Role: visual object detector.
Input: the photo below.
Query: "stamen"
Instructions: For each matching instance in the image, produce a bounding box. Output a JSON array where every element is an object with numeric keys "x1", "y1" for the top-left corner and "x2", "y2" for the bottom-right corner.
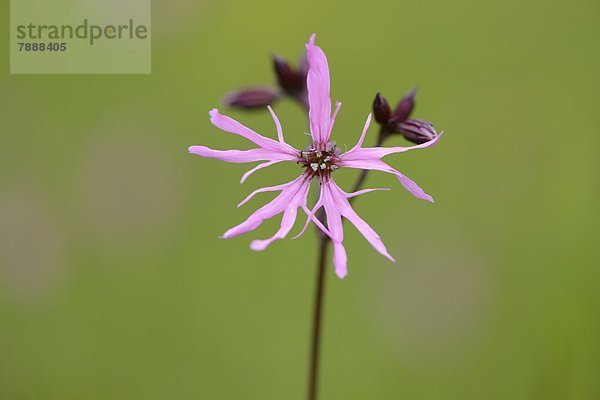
[{"x1": 298, "y1": 142, "x2": 342, "y2": 178}]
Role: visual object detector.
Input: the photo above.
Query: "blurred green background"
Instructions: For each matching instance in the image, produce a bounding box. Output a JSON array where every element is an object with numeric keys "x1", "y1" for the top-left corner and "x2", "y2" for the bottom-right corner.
[{"x1": 1, "y1": 0, "x2": 599, "y2": 399}]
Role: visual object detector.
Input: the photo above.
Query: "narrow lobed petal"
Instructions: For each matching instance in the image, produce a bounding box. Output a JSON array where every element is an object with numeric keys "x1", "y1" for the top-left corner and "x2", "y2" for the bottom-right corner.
[
  {"x1": 333, "y1": 242, "x2": 348, "y2": 279},
  {"x1": 188, "y1": 146, "x2": 293, "y2": 164},
  {"x1": 342, "y1": 131, "x2": 443, "y2": 162},
  {"x1": 294, "y1": 201, "x2": 330, "y2": 240},
  {"x1": 327, "y1": 101, "x2": 342, "y2": 137},
  {"x1": 249, "y1": 177, "x2": 311, "y2": 250},
  {"x1": 320, "y1": 181, "x2": 348, "y2": 278},
  {"x1": 222, "y1": 174, "x2": 310, "y2": 241},
  {"x1": 209, "y1": 109, "x2": 297, "y2": 155},
  {"x1": 250, "y1": 206, "x2": 299, "y2": 251},
  {"x1": 237, "y1": 183, "x2": 290, "y2": 208},
  {"x1": 351, "y1": 113, "x2": 373, "y2": 151},
  {"x1": 327, "y1": 180, "x2": 395, "y2": 262},
  {"x1": 267, "y1": 105, "x2": 285, "y2": 144},
  {"x1": 345, "y1": 187, "x2": 390, "y2": 199},
  {"x1": 339, "y1": 158, "x2": 434, "y2": 202},
  {"x1": 305, "y1": 34, "x2": 332, "y2": 148},
  {"x1": 395, "y1": 170, "x2": 434, "y2": 203},
  {"x1": 240, "y1": 160, "x2": 286, "y2": 183}
]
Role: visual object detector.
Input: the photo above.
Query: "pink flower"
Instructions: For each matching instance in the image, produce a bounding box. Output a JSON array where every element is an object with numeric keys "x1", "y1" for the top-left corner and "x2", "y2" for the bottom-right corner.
[{"x1": 189, "y1": 34, "x2": 442, "y2": 278}]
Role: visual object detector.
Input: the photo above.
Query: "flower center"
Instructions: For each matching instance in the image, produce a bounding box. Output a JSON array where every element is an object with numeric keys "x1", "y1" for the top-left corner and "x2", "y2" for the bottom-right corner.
[{"x1": 298, "y1": 141, "x2": 340, "y2": 180}]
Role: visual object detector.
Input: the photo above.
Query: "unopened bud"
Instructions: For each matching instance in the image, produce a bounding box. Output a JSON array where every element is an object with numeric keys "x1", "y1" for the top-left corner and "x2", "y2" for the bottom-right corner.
[
  {"x1": 224, "y1": 86, "x2": 280, "y2": 109},
  {"x1": 373, "y1": 93, "x2": 392, "y2": 124},
  {"x1": 399, "y1": 118, "x2": 437, "y2": 144},
  {"x1": 394, "y1": 88, "x2": 417, "y2": 122},
  {"x1": 273, "y1": 55, "x2": 303, "y2": 94},
  {"x1": 297, "y1": 53, "x2": 309, "y2": 79}
]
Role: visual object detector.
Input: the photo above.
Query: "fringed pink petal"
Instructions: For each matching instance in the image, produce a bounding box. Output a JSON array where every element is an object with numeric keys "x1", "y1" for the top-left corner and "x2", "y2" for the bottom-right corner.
[
  {"x1": 305, "y1": 34, "x2": 332, "y2": 148},
  {"x1": 320, "y1": 181, "x2": 347, "y2": 278},
  {"x1": 250, "y1": 207, "x2": 299, "y2": 251},
  {"x1": 345, "y1": 187, "x2": 390, "y2": 199},
  {"x1": 395, "y1": 170, "x2": 434, "y2": 203},
  {"x1": 327, "y1": 101, "x2": 342, "y2": 138},
  {"x1": 339, "y1": 158, "x2": 434, "y2": 202},
  {"x1": 209, "y1": 108, "x2": 297, "y2": 155},
  {"x1": 343, "y1": 131, "x2": 443, "y2": 162},
  {"x1": 351, "y1": 113, "x2": 372, "y2": 150},
  {"x1": 237, "y1": 183, "x2": 290, "y2": 208},
  {"x1": 249, "y1": 176, "x2": 311, "y2": 250},
  {"x1": 293, "y1": 201, "x2": 330, "y2": 240},
  {"x1": 328, "y1": 181, "x2": 395, "y2": 262},
  {"x1": 240, "y1": 160, "x2": 285, "y2": 183},
  {"x1": 188, "y1": 146, "x2": 294, "y2": 163},
  {"x1": 267, "y1": 106, "x2": 285, "y2": 144},
  {"x1": 222, "y1": 174, "x2": 310, "y2": 240},
  {"x1": 332, "y1": 242, "x2": 348, "y2": 279}
]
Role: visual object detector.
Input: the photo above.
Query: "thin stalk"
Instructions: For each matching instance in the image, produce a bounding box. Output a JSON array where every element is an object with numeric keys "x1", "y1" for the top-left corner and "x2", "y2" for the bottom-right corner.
[{"x1": 307, "y1": 235, "x2": 329, "y2": 400}]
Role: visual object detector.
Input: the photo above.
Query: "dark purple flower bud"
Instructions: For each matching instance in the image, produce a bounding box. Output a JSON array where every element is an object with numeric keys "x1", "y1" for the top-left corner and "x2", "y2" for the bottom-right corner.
[
  {"x1": 273, "y1": 55, "x2": 303, "y2": 94},
  {"x1": 373, "y1": 93, "x2": 392, "y2": 124},
  {"x1": 297, "y1": 53, "x2": 309, "y2": 79},
  {"x1": 394, "y1": 87, "x2": 417, "y2": 122},
  {"x1": 399, "y1": 118, "x2": 438, "y2": 144},
  {"x1": 224, "y1": 86, "x2": 280, "y2": 109}
]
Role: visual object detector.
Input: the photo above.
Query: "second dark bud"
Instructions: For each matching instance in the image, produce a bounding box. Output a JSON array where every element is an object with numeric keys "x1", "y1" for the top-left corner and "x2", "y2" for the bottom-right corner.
[
  {"x1": 273, "y1": 55, "x2": 306, "y2": 95},
  {"x1": 372, "y1": 88, "x2": 438, "y2": 144}
]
